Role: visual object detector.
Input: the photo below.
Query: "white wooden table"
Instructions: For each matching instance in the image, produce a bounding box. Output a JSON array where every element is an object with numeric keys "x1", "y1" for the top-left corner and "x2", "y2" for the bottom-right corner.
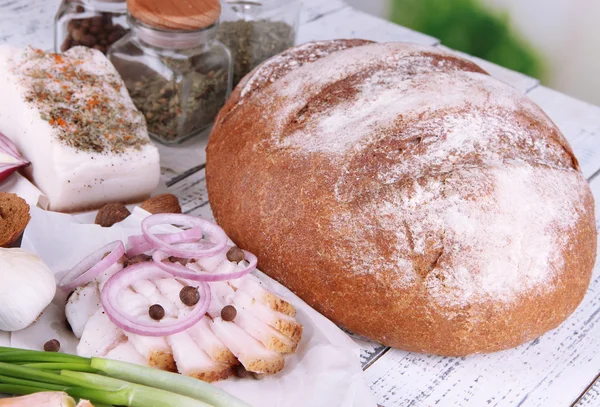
[{"x1": 2, "y1": 1, "x2": 600, "y2": 406}]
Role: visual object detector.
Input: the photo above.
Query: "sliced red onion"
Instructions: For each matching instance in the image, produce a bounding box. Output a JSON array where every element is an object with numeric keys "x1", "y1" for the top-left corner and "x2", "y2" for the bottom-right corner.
[
  {"x1": 152, "y1": 247, "x2": 257, "y2": 282},
  {"x1": 141, "y1": 214, "x2": 228, "y2": 258},
  {"x1": 126, "y1": 228, "x2": 204, "y2": 257},
  {"x1": 0, "y1": 132, "x2": 29, "y2": 183},
  {"x1": 59, "y1": 241, "x2": 125, "y2": 291},
  {"x1": 101, "y1": 262, "x2": 210, "y2": 336}
]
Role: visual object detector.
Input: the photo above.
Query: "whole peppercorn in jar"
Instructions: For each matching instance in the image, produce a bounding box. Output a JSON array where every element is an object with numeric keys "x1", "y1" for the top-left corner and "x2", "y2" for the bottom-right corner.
[
  {"x1": 108, "y1": 0, "x2": 232, "y2": 144},
  {"x1": 55, "y1": 0, "x2": 130, "y2": 54}
]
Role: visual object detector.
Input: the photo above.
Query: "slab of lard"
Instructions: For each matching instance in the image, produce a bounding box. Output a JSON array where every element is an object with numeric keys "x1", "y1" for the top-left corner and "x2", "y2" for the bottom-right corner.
[{"x1": 0, "y1": 45, "x2": 160, "y2": 212}]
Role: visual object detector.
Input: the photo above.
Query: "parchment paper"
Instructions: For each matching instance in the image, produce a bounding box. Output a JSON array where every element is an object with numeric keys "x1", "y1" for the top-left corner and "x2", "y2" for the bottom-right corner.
[{"x1": 7, "y1": 205, "x2": 376, "y2": 407}]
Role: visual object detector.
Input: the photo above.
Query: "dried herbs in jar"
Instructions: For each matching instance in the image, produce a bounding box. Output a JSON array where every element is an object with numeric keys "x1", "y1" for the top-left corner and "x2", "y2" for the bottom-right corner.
[
  {"x1": 127, "y1": 67, "x2": 229, "y2": 143},
  {"x1": 108, "y1": 0, "x2": 232, "y2": 144},
  {"x1": 216, "y1": 19, "x2": 295, "y2": 86},
  {"x1": 218, "y1": 0, "x2": 301, "y2": 86}
]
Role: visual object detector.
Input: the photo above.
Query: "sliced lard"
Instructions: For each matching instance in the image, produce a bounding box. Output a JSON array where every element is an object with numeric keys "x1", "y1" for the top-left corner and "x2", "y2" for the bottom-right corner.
[{"x1": 0, "y1": 45, "x2": 159, "y2": 212}]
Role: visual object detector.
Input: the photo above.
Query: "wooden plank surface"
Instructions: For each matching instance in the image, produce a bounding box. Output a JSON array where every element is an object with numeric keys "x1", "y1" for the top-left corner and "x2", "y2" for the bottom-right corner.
[
  {"x1": 299, "y1": 0, "x2": 347, "y2": 24},
  {"x1": 0, "y1": 0, "x2": 61, "y2": 50},
  {"x1": 3, "y1": 0, "x2": 600, "y2": 405},
  {"x1": 576, "y1": 376, "x2": 600, "y2": 406},
  {"x1": 436, "y1": 45, "x2": 539, "y2": 94},
  {"x1": 297, "y1": 6, "x2": 439, "y2": 46},
  {"x1": 528, "y1": 86, "x2": 600, "y2": 180}
]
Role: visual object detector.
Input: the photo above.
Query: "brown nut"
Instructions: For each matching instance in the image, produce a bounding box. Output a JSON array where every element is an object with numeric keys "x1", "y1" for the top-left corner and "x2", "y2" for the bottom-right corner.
[
  {"x1": 95, "y1": 203, "x2": 131, "y2": 227},
  {"x1": 140, "y1": 194, "x2": 182, "y2": 214}
]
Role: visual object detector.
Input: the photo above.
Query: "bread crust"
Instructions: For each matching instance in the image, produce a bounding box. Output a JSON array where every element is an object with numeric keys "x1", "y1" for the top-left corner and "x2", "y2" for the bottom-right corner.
[
  {"x1": 206, "y1": 40, "x2": 597, "y2": 355},
  {"x1": 0, "y1": 192, "x2": 31, "y2": 248}
]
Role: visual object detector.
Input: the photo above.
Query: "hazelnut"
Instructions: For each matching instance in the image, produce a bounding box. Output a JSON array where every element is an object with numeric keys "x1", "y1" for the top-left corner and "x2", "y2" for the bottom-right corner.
[
  {"x1": 93, "y1": 44, "x2": 106, "y2": 53},
  {"x1": 140, "y1": 194, "x2": 182, "y2": 214},
  {"x1": 108, "y1": 30, "x2": 125, "y2": 44},
  {"x1": 95, "y1": 203, "x2": 131, "y2": 227},
  {"x1": 80, "y1": 34, "x2": 97, "y2": 47},
  {"x1": 71, "y1": 28, "x2": 84, "y2": 42}
]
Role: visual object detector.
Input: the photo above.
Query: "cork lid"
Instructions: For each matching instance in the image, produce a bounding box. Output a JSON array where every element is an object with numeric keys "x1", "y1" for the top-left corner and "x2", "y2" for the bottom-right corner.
[{"x1": 127, "y1": 0, "x2": 221, "y2": 31}]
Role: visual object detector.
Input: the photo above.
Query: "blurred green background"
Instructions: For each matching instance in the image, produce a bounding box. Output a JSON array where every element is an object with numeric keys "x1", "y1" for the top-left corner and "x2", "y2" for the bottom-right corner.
[{"x1": 389, "y1": 0, "x2": 545, "y2": 80}]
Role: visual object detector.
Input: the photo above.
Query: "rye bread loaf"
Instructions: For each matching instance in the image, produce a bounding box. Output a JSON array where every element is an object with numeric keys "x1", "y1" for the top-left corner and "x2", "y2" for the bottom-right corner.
[
  {"x1": 0, "y1": 192, "x2": 31, "y2": 248},
  {"x1": 206, "y1": 40, "x2": 597, "y2": 356}
]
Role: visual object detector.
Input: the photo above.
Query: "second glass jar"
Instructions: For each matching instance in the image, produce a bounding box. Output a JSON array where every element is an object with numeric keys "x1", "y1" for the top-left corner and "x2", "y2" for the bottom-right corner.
[
  {"x1": 218, "y1": 0, "x2": 302, "y2": 87},
  {"x1": 108, "y1": 17, "x2": 232, "y2": 144}
]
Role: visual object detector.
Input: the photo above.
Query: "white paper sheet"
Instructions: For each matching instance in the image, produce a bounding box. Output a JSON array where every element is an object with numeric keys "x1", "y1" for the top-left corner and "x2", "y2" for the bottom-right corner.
[
  {"x1": 0, "y1": 172, "x2": 48, "y2": 209},
  {"x1": 11, "y1": 206, "x2": 376, "y2": 407}
]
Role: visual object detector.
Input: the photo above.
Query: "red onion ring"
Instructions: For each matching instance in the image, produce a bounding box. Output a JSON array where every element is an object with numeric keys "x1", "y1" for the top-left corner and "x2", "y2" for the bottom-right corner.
[
  {"x1": 125, "y1": 228, "x2": 205, "y2": 257},
  {"x1": 152, "y1": 248, "x2": 258, "y2": 282},
  {"x1": 0, "y1": 132, "x2": 30, "y2": 183},
  {"x1": 101, "y1": 262, "x2": 210, "y2": 337},
  {"x1": 59, "y1": 241, "x2": 125, "y2": 291},
  {"x1": 141, "y1": 214, "x2": 228, "y2": 258}
]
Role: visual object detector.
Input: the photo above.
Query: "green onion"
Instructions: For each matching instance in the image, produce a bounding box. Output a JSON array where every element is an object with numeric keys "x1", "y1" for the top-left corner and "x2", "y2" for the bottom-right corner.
[
  {"x1": 91, "y1": 358, "x2": 251, "y2": 407},
  {"x1": 0, "y1": 347, "x2": 252, "y2": 407},
  {"x1": 0, "y1": 351, "x2": 88, "y2": 364},
  {"x1": 21, "y1": 363, "x2": 98, "y2": 373},
  {"x1": 0, "y1": 374, "x2": 66, "y2": 392}
]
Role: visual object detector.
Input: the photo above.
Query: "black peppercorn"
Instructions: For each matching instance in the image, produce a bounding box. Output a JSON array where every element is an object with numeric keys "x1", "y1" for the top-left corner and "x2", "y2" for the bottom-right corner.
[
  {"x1": 226, "y1": 247, "x2": 245, "y2": 263},
  {"x1": 44, "y1": 339, "x2": 61, "y2": 352},
  {"x1": 235, "y1": 364, "x2": 249, "y2": 378},
  {"x1": 221, "y1": 305, "x2": 237, "y2": 322},
  {"x1": 149, "y1": 304, "x2": 165, "y2": 321},
  {"x1": 180, "y1": 286, "x2": 200, "y2": 306}
]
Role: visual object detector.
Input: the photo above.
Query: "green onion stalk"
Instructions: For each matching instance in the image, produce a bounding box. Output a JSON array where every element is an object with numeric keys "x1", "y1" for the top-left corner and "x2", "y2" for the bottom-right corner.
[{"x1": 0, "y1": 347, "x2": 252, "y2": 407}]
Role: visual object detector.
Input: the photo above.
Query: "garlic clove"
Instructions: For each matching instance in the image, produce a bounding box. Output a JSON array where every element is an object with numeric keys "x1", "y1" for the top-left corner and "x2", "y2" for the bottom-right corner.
[
  {"x1": 0, "y1": 392, "x2": 77, "y2": 406},
  {"x1": 0, "y1": 248, "x2": 56, "y2": 331}
]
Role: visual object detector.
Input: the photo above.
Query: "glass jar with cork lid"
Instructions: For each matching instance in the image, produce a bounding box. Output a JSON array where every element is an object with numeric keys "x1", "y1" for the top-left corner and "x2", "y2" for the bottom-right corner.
[
  {"x1": 108, "y1": 0, "x2": 232, "y2": 144},
  {"x1": 217, "y1": 0, "x2": 302, "y2": 87},
  {"x1": 55, "y1": 0, "x2": 130, "y2": 54}
]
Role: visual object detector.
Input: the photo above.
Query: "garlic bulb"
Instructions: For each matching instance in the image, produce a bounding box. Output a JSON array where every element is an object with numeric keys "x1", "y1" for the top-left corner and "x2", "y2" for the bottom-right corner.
[{"x1": 0, "y1": 248, "x2": 56, "y2": 331}]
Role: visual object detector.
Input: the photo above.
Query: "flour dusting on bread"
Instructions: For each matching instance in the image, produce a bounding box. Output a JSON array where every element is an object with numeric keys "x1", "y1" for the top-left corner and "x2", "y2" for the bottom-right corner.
[{"x1": 207, "y1": 40, "x2": 596, "y2": 355}]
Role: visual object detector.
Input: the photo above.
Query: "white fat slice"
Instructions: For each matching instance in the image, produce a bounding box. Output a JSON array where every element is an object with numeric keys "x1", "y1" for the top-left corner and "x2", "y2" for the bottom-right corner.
[
  {"x1": 154, "y1": 278, "x2": 186, "y2": 308},
  {"x1": 211, "y1": 317, "x2": 284, "y2": 375},
  {"x1": 117, "y1": 287, "x2": 154, "y2": 319},
  {"x1": 207, "y1": 281, "x2": 236, "y2": 318},
  {"x1": 187, "y1": 317, "x2": 236, "y2": 365},
  {"x1": 66, "y1": 281, "x2": 101, "y2": 339},
  {"x1": 104, "y1": 340, "x2": 146, "y2": 365},
  {"x1": 233, "y1": 306, "x2": 296, "y2": 353},
  {"x1": 233, "y1": 290, "x2": 302, "y2": 343},
  {"x1": 124, "y1": 331, "x2": 176, "y2": 371},
  {"x1": 0, "y1": 45, "x2": 160, "y2": 212},
  {"x1": 77, "y1": 309, "x2": 125, "y2": 357},
  {"x1": 193, "y1": 250, "x2": 227, "y2": 272},
  {"x1": 167, "y1": 331, "x2": 233, "y2": 382},
  {"x1": 97, "y1": 261, "x2": 124, "y2": 291},
  {"x1": 228, "y1": 274, "x2": 296, "y2": 316},
  {"x1": 130, "y1": 280, "x2": 179, "y2": 316}
]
